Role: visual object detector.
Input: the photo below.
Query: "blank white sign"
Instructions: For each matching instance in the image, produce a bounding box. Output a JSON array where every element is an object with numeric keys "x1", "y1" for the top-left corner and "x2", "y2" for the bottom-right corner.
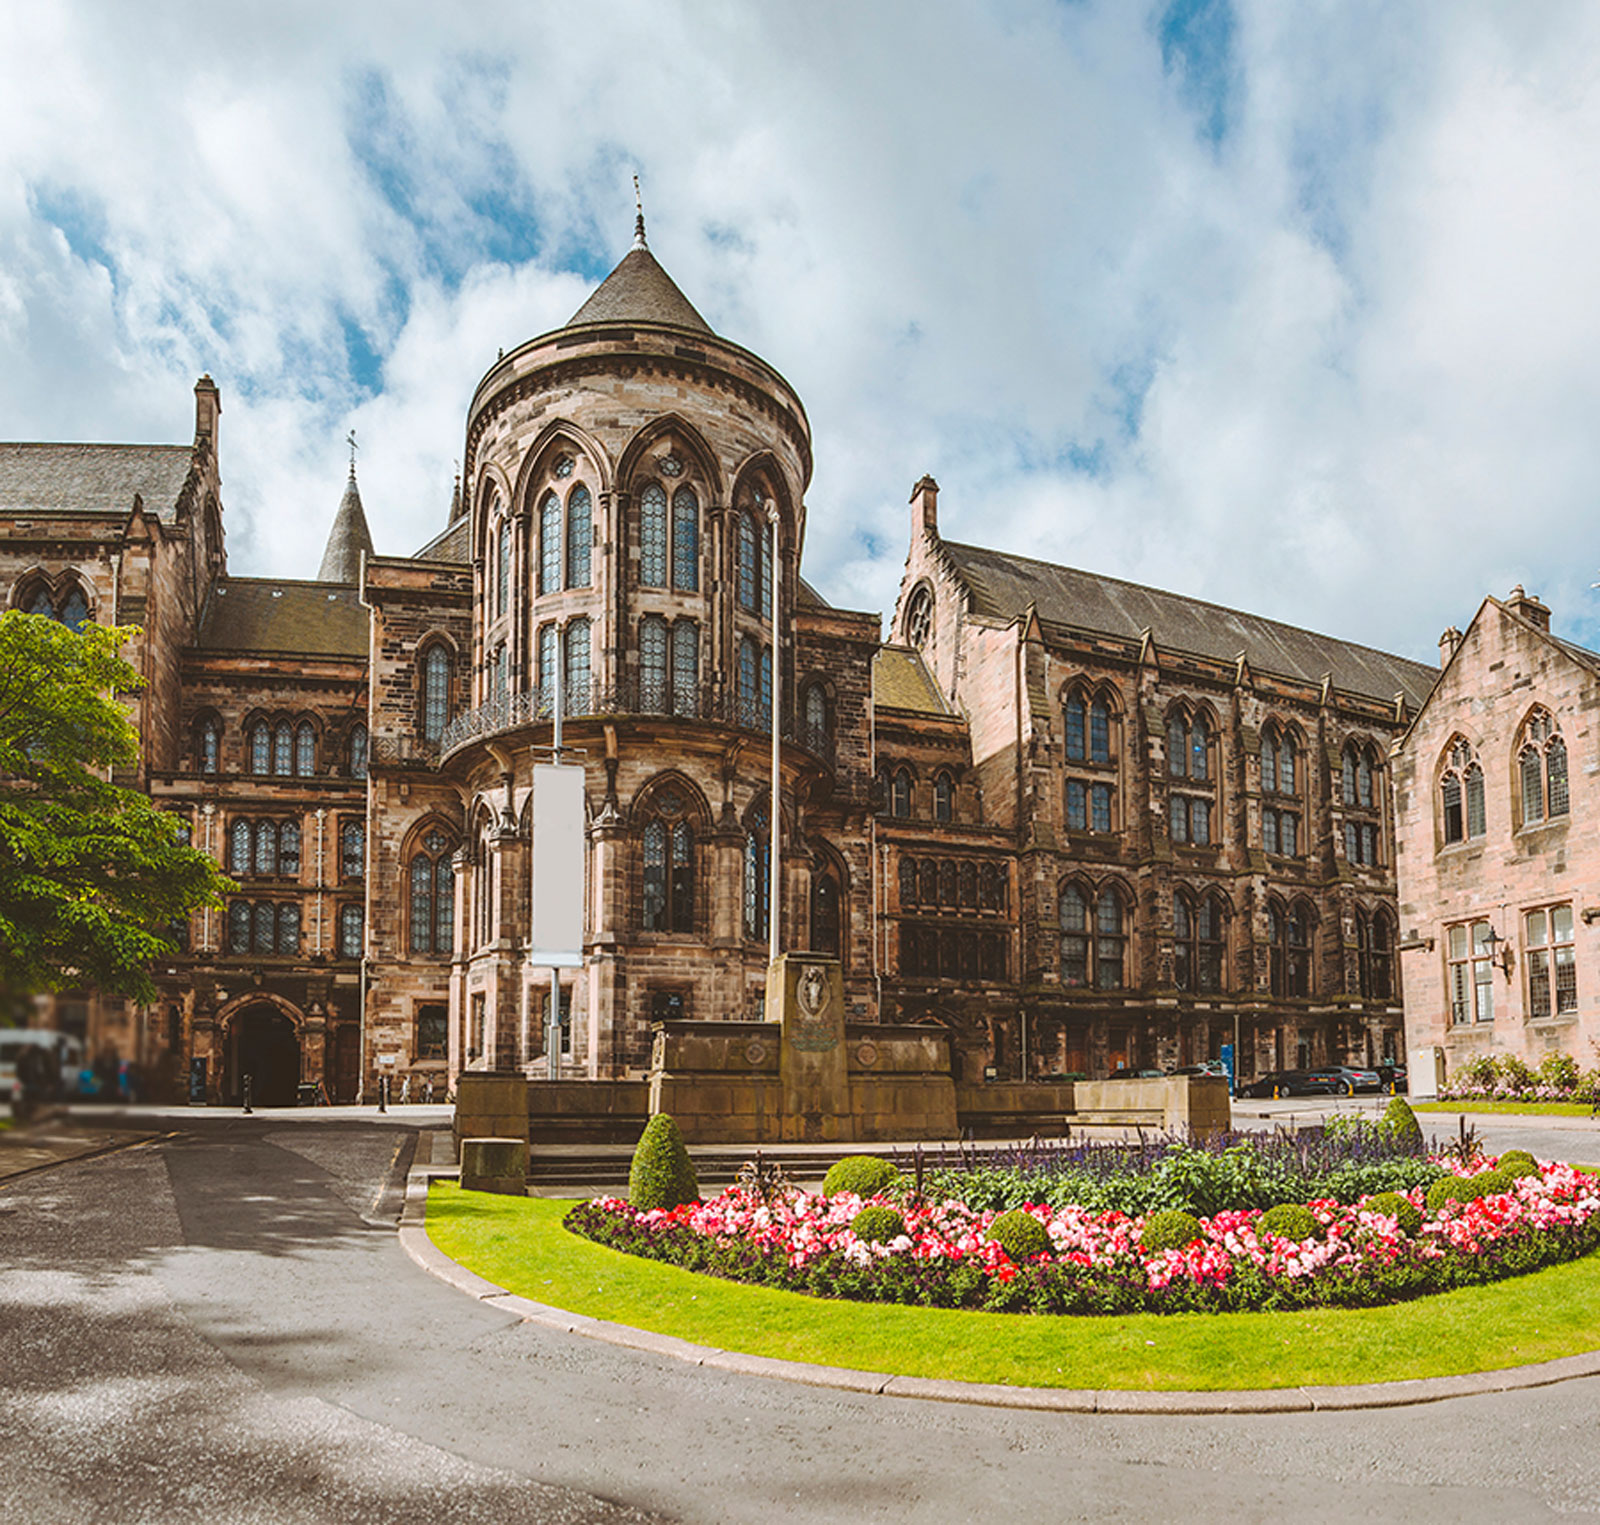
[{"x1": 530, "y1": 762, "x2": 586, "y2": 966}]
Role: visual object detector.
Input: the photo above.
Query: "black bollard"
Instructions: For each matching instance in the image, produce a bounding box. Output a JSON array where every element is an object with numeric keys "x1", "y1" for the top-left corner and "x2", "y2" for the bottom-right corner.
[
  {"x1": 242, "y1": 1073, "x2": 253, "y2": 1115},
  {"x1": 377, "y1": 1074, "x2": 387, "y2": 1114}
]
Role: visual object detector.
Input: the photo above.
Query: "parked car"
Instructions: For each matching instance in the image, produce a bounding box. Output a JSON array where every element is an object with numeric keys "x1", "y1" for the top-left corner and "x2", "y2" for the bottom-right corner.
[
  {"x1": 1308, "y1": 1065, "x2": 1383, "y2": 1095},
  {"x1": 1170, "y1": 1060, "x2": 1229, "y2": 1079},
  {"x1": 1376, "y1": 1064, "x2": 1408, "y2": 1093},
  {"x1": 1239, "y1": 1069, "x2": 1341, "y2": 1099}
]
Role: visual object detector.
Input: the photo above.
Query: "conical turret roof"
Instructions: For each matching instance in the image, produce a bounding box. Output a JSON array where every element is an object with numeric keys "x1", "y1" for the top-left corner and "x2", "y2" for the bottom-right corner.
[
  {"x1": 566, "y1": 209, "x2": 713, "y2": 334},
  {"x1": 317, "y1": 466, "x2": 375, "y2": 583}
]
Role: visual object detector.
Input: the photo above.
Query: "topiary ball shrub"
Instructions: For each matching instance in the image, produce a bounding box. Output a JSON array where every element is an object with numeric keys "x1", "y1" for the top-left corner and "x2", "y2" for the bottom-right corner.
[
  {"x1": 850, "y1": 1205, "x2": 907, "y2": 1244},
  {"x1": 822, "y1": 1154, "x2": 898, "y2": 1200},
  {"x1": 1381, "y1": 1095, "x2": 1424, "y2": 1148},
  {"x1": 1364, "y1": 1191, "x2": 1423, "y2": 1236},
  {"x1": 986, "y1": 1209, "x2": 1052, "y2": 1263},
  {"x1": 1499, "y1": 1154, "x2": 1539, "y2": 1181},
  {"x1": 1256, "y1": 1203, "x2": 1319, "y2": 1243},
  {"x1": 1470, "y1": 1168, "x2": 1512, "y2": 1198},
  {"x1": 1140, "y1": 1209, "x2": 1203, "y2": 1255},
  {"x1": 627, "y1": 1113, "x2": 700, "y2": 1212},
  {"x1": 1426, "y1": 1175, "x2": 1476, "y2": 1214}
]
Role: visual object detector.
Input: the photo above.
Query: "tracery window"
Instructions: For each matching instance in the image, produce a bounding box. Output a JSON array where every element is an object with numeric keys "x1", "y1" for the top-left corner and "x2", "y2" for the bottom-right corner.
[
  {"x1": 539, "y1": 490, "x2": 562, "y2": 594},
  {"x1": 934, "y1": 772, "x2": 954, "y2": 823},
  {"x1": 339, "y1": 903, "x2": 364, "y2": 960},
  {"x1": 341, "y1": 821, "x2": 365, "y2": 881},
  {"x1": 1268, "y1": 901, "x2": 1314, "y2": 997},
  {"x1": 1166, "y1": 706, "x2": 1215, "y2": 846},
  {"x1": 1259, "y1": 723, "x2": 1301, "y2": 858},
  {"x1": 295, "y1": 722, "x2": 316, "y2": 778},
  {"x1": 421, "y1": 645, "x2": 452, "y2": 743},
  {"x1": 229, "y1": 820, "x2": 300, "y2": 878},
  {"x1": 736, "y1": 637, "x2": 771, "y2": 729},
  {"x1": 1175, "y1": 891, "x2": 1226, "y2": 993},
  {"x1": 1063, "y1": 685, "x2": 1118, "y2": 835},
  {"x1": 640, "y1": 483, "x2": 668, "y2": 587},
  {"x1": 564, "y1": 618, "x2": 590, "y2": 713},
  {"x1": 1518, "y1": 709, "x2": 1569, "y2": 826},
  {"x1": 21, "y1": 579, "x2": 91, "y2": 630},
  {"x1": 812, "y1": 870, "x2": 842, "y2": 956},
  {"x1": 802, "y1": 683, "x2": 829, "y2": 747},
  {"x1": 496, "y1": 516, "x2": 511, "y2": 616},
  {"x1": 408, "y1": 827, "x2": 455, "y2": 956},
  {"x1": 565, "y1": 484, "x2": 592, "y2": 588},
  {"x1": 197, "y1": 717, "x2": 220, "y2": 774},
  {"x1": 891, "y1": 767, "x2": 913, "y2": 819},
  {"x1": 1355, "y1": 909, "x2": 1395, "y2": 1002},
  {"x1": 1342, "y1": 739, "x2": 1384, "y2": 865},
  {"x1": 273, "y1": 722, "x2": 292, "y2": 776},
  {"x1": 227, "y1": 900, "x2": 301, "y2": 955},
  {"x1": 250, "y1": 722, "x2": 270, "y2": 774},
  {"x1": 672, "y1": 487, "x2": 699, "y2": 591},
  {"x1": 1059, "y1": 883, "x2": 1127, "y2": 990},
  {"x1": 641, "y1": 817, "x2": 694, "y2": 933},
  {"x1": 743, "y1": 801, "x2": 770, "y2": 941},
  {"x1": 640, "y1": 615, "x2": 668, "y2": 708},
  {"x1": 671, "y1": 620, "x2": 698, "y2": 715},
  {"x1": 537, "y1": 624, "x2": 557, "y2": 711},
  {"x1": 1439, "y1": 738, "x2": 1485, "y2": 845},
  {"x1": 349, "y1": 723, "x2": 368, "y2": 780}
]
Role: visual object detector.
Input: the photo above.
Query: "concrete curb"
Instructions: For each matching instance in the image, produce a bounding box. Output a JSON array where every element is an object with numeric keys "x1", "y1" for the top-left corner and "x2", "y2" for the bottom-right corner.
[{"x1": 395, "y1": 1157, "x2": 1600, "y2": 1415}]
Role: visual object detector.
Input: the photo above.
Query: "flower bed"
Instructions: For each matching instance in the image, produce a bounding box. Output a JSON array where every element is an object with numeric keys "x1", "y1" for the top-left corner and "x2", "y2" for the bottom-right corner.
[
  {"x1": 564, "y1": 1156, "x2": 1600, "y2": 1316},
  {"x1": 1440, "y1": 1052, "x2": 1600, "y2": 1105}
]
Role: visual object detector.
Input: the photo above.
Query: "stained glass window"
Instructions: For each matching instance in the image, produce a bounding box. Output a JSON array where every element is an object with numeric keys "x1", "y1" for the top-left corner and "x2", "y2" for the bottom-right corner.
[
  {"x1": 640, "y1": 483, "x2": 668, "y2": 587},
  {"x1": 566, "y1": 484, "x2": 592, "y2": 588}
]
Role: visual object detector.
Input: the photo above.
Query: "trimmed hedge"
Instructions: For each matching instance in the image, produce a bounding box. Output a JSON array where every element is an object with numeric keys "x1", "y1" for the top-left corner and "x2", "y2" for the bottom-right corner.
[
  {"x1": 822, "y1": 1155, "x2": 898, "y2": 1200},
  {"x1": 986, "y1": 1209, "x2": 1052, "y2": 1263},
  {"x1": 850, "y1": 1206, "x2": 907, "y2": 1244},
  {"x1": 1141, "y1": 1209, "x2": 1202, "y2": 1255},
  {"x1": 1364, "y1": 1191, "x2": 1422, "y2": 1236},
  {"x1": 628, "y1": 1114, "x2": 699, "y2": 1211},
  {"x1": 1381, "y1": 1096, "x2": 1423, "y2": 1147},
  {"x1": 1256, "y1": 1203, "x2": 1319, "y2": 1243}
]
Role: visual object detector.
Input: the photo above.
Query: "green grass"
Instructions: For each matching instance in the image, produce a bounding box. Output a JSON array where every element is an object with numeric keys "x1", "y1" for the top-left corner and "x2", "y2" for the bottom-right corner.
[
  {"x1": 1414, "y1": 1101, "x2": 1599, "y2": 1117},
  {"x1": 426, "y1": 1183, "x2": 1600, "y2": 1391}
]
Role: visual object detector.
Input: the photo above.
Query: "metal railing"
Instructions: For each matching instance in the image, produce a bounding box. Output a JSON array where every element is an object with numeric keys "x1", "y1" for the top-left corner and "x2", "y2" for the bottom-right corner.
[{"x1": 436, "y1": 677, "x2": 833, "y2": 765}]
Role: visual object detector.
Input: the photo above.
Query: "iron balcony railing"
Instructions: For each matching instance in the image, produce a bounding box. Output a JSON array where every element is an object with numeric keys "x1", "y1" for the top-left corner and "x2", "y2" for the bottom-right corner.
[{"x1": 435, "y1": 676, "x2": 833, "y2": 765}]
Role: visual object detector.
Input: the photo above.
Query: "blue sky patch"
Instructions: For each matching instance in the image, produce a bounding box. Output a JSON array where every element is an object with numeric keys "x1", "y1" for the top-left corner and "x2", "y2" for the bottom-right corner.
[{"x1": 1157, "y1": 0, "x2": 1236, "y2": 148}]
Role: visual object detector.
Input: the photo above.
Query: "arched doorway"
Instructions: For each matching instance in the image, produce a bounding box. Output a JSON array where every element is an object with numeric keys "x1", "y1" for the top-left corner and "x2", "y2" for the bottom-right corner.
[{"x1": 229, "y1": 1005, "x2": 301, "y2": 1106}]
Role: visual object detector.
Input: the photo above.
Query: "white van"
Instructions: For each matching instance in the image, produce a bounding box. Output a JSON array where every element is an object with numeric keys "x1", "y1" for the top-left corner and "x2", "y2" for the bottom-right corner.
[{"x1": 0, "y1": 1030, "x2": 81, "y2": 1104}]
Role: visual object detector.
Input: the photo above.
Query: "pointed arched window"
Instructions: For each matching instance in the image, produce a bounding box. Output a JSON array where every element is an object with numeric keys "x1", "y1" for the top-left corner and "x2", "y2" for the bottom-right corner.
[
  {"x1": 421, "y1": 645, "x2": 452, "y2": 743},
  {"x1": 566, "y1": 484, "x2": 592, "y2": 588},
  {"x1": 409, "y1": 827, "x2": 456, "y2": 956},
  {"x1": 295, "y1": 722, "x2": 316, "y2": 778},
  {"x1": 539, "y1": 491, "x2": 562, "y2": 594},
  {"x1": 350, "y1": 722, "x2": 368, "y2": 780},
  {"x1": 640, "y1": 483, "x2": 668, "y2": 587},
  {"x1": 672, "y1": 487, "x2": 699, "y2": 591},
  {"x1": 743, "y1": 801, "x2": 770, "y2": 941}
]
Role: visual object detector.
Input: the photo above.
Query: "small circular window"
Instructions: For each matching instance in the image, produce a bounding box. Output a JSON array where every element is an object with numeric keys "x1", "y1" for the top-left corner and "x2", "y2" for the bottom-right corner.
[{"x1": 905, "y1": 586, "x2": 933, "y2": 649}]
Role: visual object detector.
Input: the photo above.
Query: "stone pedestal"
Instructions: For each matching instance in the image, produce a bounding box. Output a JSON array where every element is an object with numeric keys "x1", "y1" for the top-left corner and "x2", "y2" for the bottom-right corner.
[
  {"x1": 767, "y1": 954, "x2": 848, "y2": 1142},
  {"x1": 453, "y1": 1070, "x2": 529, "y2": 1157},
  {"x1": 460, "y1": 1136, "x2": 528, "y2": 1194}
]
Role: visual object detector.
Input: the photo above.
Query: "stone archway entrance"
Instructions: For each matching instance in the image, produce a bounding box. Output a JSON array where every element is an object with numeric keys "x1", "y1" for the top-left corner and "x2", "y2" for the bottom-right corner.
[{"x1": 228, "y1": 1004, "x2": 301, "y2": 1106}]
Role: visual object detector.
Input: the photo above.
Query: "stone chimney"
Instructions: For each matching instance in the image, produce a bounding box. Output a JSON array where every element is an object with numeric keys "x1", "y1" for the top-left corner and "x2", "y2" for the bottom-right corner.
[
  {"x1": 1505, "y1": 584, "x2": 1551, "y2": 632},
  {"x1": 1438, "y1": 626, "x2": 1462, "y2": 667},
  {"x1": 193, "y1": 374, "x2": 220, "y2": 450},
  {"x1": 910, "y1": 475, "x2": 939, "y2": 539}
]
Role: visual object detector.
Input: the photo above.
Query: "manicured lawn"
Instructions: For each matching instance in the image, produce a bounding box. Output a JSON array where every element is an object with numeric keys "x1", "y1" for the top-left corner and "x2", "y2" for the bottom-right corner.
[
  {"x1": 1414, "y1": 1101, "x2": 1599, "y2": 1117},
  {"x1": 427, "y1": 1183, "x2": 1600, "y2": 1391}
]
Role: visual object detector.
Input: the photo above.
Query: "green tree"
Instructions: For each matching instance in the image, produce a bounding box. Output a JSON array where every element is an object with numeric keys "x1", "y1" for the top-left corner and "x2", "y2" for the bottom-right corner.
[{"x1": 0, "y1": 610, "x2": 230, "y2": 1004}]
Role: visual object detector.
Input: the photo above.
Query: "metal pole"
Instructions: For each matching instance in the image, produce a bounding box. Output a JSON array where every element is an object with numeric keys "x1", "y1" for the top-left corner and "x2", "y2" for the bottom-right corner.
[
  {"x1": 553, "y1": 622, "x2": 563, "y2": 754},
  {"x1": 242, "y1": 1073, "x2": 253, "y2": 1115},
  {"x1": 768, "y1": 505, "x2": 781, "y2": 966},
  {"x1": 548, "y1": 967, "x2": 561, "y2": 1079}
]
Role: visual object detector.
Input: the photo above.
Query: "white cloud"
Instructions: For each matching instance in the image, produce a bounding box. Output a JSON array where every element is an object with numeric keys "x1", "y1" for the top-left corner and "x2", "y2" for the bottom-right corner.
[{"x1": 2, "y1": 0, "x2": 1599, "y2": 660}]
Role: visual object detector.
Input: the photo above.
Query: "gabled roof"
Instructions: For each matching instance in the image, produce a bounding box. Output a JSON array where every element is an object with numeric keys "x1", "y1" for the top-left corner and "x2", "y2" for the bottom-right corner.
[
  {"x1": 0, "y1": 442, "x2": 194, "y2": 521},
  {"x1": 939, "y1": 539, "x2": 1437, "y2": 710},
  {"x1": 566, "y1": 246, "x2": 713, "y2": 335},
  {"x1": 198, "y1": 579, "x2": 368, "y2": 658},
  {"x1": 873, "y1": 646, "x2": 951, "y2": 716},
  {"x1": 317, "y1": 468, "x2": 375, "y2": 583},
  {"x1": 413, "y1": 516, "x2": 470, "y2": 564}
]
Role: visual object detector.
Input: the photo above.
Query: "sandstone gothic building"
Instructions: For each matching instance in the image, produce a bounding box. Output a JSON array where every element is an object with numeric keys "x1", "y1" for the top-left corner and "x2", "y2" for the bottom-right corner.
[{"x1": 1, "y1": 224, "x2": 1435, "y2": 1105}]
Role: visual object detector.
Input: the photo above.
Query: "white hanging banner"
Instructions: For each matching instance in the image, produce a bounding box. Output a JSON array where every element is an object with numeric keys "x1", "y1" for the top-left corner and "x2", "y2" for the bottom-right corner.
[{"x1": 530, "y1": 762, "x2": 586, "y2": 967}]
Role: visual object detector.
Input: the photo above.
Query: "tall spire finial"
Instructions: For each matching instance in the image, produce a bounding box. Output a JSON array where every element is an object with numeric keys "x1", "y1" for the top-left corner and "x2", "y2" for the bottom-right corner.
[
  {"x1": 632, "y1": 174, "x2": 647, "y2": 251},
  {"x1": 346, "y1": 428, "x2": 359, "y2": 477}
]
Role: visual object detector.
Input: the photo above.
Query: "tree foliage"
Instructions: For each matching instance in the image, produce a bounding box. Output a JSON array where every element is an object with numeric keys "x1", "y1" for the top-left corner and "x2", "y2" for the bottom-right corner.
[{"x1": 0, "y1": 610, "x2": 230, "y2": 1003}]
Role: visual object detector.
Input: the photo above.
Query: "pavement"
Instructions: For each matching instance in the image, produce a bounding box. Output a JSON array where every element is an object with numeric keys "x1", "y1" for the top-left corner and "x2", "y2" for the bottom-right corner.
[{"x1": 7, "y1": 1100, "x2": 1600, "y2": 1521}]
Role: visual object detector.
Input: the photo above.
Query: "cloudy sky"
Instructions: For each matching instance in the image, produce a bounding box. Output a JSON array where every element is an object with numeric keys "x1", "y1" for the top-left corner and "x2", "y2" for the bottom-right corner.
[{"x1": 3, "y1": 0, "x2": 1599, "y2": 661}]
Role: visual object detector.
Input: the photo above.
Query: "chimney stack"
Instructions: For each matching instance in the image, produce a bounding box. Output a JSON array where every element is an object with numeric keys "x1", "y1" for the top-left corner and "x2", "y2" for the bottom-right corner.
[
  {"x1": 910, "y1": 474, "x2": 939, "y2": 539},
  {"x1": 1505, "y1": 584, "x2": 1551, "y2": 632},
  {"x1": 1438, "y1": 626, "x2": 1462, "y2": 667}
]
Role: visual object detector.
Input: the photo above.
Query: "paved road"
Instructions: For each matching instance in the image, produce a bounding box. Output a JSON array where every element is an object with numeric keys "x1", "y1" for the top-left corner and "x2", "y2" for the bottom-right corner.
[{"x1": 6, "y1": 1114, "x2": 1600, "y2": 1523}]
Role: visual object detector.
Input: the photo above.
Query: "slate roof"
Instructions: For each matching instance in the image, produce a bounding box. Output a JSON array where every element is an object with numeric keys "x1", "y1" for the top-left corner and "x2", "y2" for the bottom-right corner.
[
  {"x1": 198, "y1": 579, "x2": 368, "y2": 658},
  {"x1": 940, "y1": 540, "x2": 1437, "y2": 710},
  {"x1": 873, "y1": 646, "x2": 951, "y2": 715},
  {"x1": 566, "y1": 247, "x2": 713, "y2": 334},
  {"x1": 317, "y1": 468, "x2": 375, "y2": 583},
  {"x1": 0, "y1": 442, "x2": 194, "y2": 520},
  {"x1": 413, "y1": 517, "x2": 469, "y2": 564}
]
